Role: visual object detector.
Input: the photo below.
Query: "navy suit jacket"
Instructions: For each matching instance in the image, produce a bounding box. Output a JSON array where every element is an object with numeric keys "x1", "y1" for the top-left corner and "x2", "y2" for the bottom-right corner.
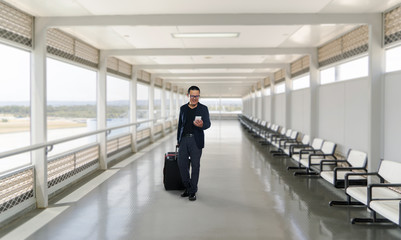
[{"x1": 177, "y1": 102, "x2": 211, "y2": 149}]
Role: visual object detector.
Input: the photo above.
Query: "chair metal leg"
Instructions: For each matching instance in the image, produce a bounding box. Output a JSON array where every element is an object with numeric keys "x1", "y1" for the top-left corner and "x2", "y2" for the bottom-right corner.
[{"x1": 329, "y1": 200, "x2": 364, "y2": 206}]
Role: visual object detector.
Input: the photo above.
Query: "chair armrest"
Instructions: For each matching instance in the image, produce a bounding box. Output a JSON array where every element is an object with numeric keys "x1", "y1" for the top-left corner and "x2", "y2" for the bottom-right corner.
[
  {"x1": 319, "y1": 159, "x2": 347, "y2": 171},
  {"x1": 290, "y1": 144, "x2": 310, "y2": 153},
  {"x1": 308, "y1": 153, "x2": 336, "y2": 166},
  {"x1": 300, "y1": 149, "x2": 318, "y2": 154},
  {"x1": 368, "y1": 183, "x2": 401, "y2": 203},
  {"x1": 345, "y1": 172, "x2": 379, "y2": 189}
]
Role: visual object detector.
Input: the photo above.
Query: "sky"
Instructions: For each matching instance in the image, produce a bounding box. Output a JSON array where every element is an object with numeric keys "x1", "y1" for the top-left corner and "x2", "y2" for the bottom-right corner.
[{"x1": 0, "y1": 42, "x2": 242, "y2": 104}]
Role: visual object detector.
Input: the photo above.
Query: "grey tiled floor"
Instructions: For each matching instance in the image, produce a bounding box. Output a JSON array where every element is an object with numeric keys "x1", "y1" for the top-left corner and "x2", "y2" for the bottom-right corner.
[{"x1": 1, "y1": 120, "x2": 401, "y2": 239}]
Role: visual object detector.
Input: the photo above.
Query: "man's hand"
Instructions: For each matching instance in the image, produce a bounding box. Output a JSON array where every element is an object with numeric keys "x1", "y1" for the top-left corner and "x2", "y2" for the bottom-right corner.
[{"x1": 193, "y1": 119, "x2": 203, "y2": 128}]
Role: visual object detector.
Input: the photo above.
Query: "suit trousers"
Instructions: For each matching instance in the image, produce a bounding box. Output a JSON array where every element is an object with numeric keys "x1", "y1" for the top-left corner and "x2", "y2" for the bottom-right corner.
[{"x1": 178, "y1": 136, "x2": 202, "y2": 194}]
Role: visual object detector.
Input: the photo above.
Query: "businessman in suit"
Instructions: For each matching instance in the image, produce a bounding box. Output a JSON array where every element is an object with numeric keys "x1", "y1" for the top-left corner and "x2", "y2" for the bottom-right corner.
[{"x1": 177, "y1": 86, "x2": 211, "y2": 201}]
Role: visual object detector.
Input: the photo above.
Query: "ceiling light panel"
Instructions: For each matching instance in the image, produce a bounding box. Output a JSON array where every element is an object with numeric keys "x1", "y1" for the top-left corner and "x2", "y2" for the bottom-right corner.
[
  {"x1": 172, "y1": 32, "x2": 239, "y2": 38},
  {"x1": 177, "y1": 26, "x2": 301, "y2": 48},
  {"x1": 168, "y1": 69, "x2": 256, "y2": 73}
]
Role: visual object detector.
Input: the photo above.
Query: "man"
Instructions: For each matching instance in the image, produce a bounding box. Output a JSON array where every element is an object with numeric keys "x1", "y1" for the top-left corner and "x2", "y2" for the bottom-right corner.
[{"x1": 177, "y1": 86, "x2": 211, "y2": 201}]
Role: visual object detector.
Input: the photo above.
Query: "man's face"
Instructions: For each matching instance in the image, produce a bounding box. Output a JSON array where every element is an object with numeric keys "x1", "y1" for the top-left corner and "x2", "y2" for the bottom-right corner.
[{"x1": 188, "y1": 90, "x2": 200, "y2": 106}]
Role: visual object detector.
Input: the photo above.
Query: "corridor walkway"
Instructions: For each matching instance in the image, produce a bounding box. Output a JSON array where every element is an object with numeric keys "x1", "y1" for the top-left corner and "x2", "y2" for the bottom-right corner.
[{"x1": 0, "y1": 120, "x2": 400, "y2": 239}]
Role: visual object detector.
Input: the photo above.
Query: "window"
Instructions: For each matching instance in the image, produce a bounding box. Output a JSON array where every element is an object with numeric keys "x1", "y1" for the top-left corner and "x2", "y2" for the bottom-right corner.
[
  {"x1": 154, "y1": 87, "x2": 162, "y2": 121},
  {"x1": 0, "y1": 43, "x2": 31, "y2": 172},
  {"x1": 47, "y1": 58, "x2": 97, "y2": 157},
  {"x1": 173, "y1": 92, "x2": 178, "y2": 116},
  {"x1": 165, "y1": 90, "x2": 171, "y2": 118},
  {"x1": 107, "y1": 75, "x2": 130, "y2": 138},
  {"x1": 386, "y1": 45, "x2": 401, "y2": 73},
  {"x1": 292, "y1": 75, "x2": 310, "y2": 90},
  {"x1": 320, "y1": 56, "x2": 368, "y2": 85},
  {"x1": 263, "y1": 87, "x2": 271, "y2": 96},
  {"x1": 338, "y1": 56, "x2": 368, "y2": 81},
  {"x1": 137, "y1": 83, "x2": 149, "y2": 130},
  {"x1": 275, "y1": 82, "x2": 285, "y2": 94},
  {"x1": 320, "y1": 67, "x2": 335, "y2": 85},
  {"x1": 202, "y1": 98, "x2": 242, "y2": 115}
]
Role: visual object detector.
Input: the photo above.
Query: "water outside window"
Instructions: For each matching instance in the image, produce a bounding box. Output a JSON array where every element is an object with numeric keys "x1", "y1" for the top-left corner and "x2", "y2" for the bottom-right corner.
[
  {"x1": 107, "y1": 75, "x2": 130, "y2": 138},
  {"x1": 0, "y1": 43, "x2": 31, "y2": 172},
  {"x1": 47, "y1": 58, "x2": 97, "y2": 157},
  {"x1": 137, "y1": 83, "x2": 149, "y2": 130}
]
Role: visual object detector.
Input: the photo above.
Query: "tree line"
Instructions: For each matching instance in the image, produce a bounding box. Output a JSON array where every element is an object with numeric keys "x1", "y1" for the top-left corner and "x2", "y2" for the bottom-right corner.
[{"x1": 0, "y1": 105, "x2": 130, "y2": 118}]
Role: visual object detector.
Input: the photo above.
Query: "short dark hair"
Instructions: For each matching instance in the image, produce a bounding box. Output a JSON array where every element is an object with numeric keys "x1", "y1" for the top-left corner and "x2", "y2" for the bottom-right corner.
[{"x1": 187, "y1": 86, "x2": 200, "y2": 94}]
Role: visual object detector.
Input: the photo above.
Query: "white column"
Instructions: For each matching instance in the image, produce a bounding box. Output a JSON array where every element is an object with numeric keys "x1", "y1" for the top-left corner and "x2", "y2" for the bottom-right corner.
[
  {"x1": 161, "y1": 80, "x2": 166, "y2": 136},
  {"x1": 260, "y1": 80, "x2": 266, "y2": 121},
  {"x1": 175, "y1": 88, "x2": 180, "y2": 117},
  {"x1": 368, "y1": 15, "x2": 385, "y2": 172},
  {"x1": 251, "y1": 88, "x2": 256, "y2": 117},
  {"x1": 149, "y1": 76, "x2": 155, "y2": 142},
  {"x1": 169, "y1": 85, "x2": 175, "y2": 119},
  {"x1": 31, "y1": 18, "x2": 48, "y2": 208},
  {"x1": 97, "y1": 51, "x2": 107, "y2": 170},
  {"x1": 285, "y1": 64, "x2": 292, "y2": 128},
  {"x1": 270, "y1": 74, "x2": 276, "y2": 124},
  {"x1": 309, "y1": 50, "x2": 319, "y2": 138},
  {"x1": 130, "y1": 69, "x2": 138, "y2": 153}
]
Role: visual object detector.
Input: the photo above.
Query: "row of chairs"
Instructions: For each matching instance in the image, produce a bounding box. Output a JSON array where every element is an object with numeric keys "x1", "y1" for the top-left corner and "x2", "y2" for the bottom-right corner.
[{"x1": 238, "y1": 114, "x2": 401, "y2": 228}]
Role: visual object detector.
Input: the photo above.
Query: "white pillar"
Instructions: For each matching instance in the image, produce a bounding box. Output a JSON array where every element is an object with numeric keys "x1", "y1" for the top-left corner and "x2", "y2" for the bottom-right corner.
[
  {"x1": 285, "y1": 65, "x2": 292, "y2": 128},
  {"x1": 260, "y1": 80, "x2": 266, "y2": 121},
  {"x1": 368, "y1": 15, "x2": 385, "y2": 172},
  {"x1": 130, "y1": 69, "x2": 138, "y2": 153},
  {"x1": 97, "y1": 51, "x2": 107, "y2": 170},
  {"x1": 169, "y1": 87, "x2": 173, "y2": 118},
  {"x1": 175, "y1": 88, "x2": 180, "y2": 117},
  {"x1": 161, "y1": 80, "x2": 166, "y2": 136},
  {"x1": 31, "y1": 18, "x2": 48, "y2": 208},
  {"x1": 270, "y1": 74, "x2": 276, "y2": 124},
  {"x1": 149, "y1": 76, "x2": 155, "y2": 142},
  {"x1": 251, "y1": 88, "x2": 256, "y2": 118},
  {"x1": 309, "y1": 50, "x2": 319, "y2": 138}
]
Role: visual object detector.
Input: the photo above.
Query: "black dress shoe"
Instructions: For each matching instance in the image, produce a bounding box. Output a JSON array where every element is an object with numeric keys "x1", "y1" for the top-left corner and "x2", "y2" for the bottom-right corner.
[
  {"x1": 181, "y1": 190, "x2": 190, "y2": 197},
  {"x1": 189, "y1": 193, "x2": 196, "y2": 201}
]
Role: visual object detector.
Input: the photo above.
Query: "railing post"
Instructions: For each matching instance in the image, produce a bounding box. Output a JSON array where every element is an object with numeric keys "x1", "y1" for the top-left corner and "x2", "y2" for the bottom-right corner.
[
  {"x1": 149, "y1": 76, "x2": 155, "y2": 143},
  {"x1": 97, "y1": 51, "x2": 108, "y2": 170},
  {"x1": 31, "y1": 17, "x2": 48, "y2": 208},
  {"x1": 161, "y1": 79, "x2": 166, "y2": 136},
  {"x1": 130, "y1": 68, "x2": 138, "y2": 153}
]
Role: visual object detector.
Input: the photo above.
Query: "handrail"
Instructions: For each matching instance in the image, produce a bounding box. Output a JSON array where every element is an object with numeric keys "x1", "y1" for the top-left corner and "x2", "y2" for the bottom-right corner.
[{"x1": 0, "y1": 118, "x2": 176, "y2": 160}]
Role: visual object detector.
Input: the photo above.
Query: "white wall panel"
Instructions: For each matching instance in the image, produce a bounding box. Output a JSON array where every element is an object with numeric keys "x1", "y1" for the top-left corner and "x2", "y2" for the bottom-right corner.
[
  {"x1": 263, "y1": 96, "x2": 271, "y2": 122},
  {"x1": 318, "y1": 78, "x2": 369, "y2": 155},
  {"x1": 384, "y1": 72, "x2": 401, "y2": 162},
  {"x1": 274, "y1": 94, "x2": 286, "y2": 126},
  {"x1": 344, "y1": 78, "x2": 369, "y2": 154},
  {"x1": 291, "y1": 89, "x2": 311, "y2": 135},
  {"x1": 256, "y1": 96, "x2": 262, "y2": 119}
]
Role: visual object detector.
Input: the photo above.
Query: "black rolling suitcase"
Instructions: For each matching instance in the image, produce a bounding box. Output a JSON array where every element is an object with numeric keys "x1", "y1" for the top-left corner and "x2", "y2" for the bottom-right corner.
[{"x1": 163, "y1": 146, "x2": 185, "y2": 190}]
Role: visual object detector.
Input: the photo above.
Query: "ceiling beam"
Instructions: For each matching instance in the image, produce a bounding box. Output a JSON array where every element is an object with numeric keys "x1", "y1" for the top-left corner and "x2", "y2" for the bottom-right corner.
[
  {"x1": 156, "y1": 73, "x2": 268, "y2": 78},
  {"x1": 135, "y1": 63, "x2": 285, "y2": 70},
  {"x1": 104, "y1": 48, "x2": 313, "y2": 57},
  {"x1": 42, "y1": 13, "x2": 378, "y2": 27}
]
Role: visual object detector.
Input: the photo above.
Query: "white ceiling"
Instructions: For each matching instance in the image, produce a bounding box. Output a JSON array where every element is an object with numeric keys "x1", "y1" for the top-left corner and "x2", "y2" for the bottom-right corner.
[{"x1": 6, "y1": 0, "x2": 401, "y2": 97}]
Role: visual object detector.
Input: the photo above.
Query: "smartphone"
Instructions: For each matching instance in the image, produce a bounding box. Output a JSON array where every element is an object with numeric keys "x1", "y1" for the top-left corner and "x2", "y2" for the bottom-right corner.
[{"x1": 195, "y1": 116, "x2": 202, "y2": 121}]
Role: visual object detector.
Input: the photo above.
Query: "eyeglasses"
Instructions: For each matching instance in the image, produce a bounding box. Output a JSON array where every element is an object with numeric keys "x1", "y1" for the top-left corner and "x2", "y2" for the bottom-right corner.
[{"x1": 190, "y1": 95, "x2": 200, "y2": 99}]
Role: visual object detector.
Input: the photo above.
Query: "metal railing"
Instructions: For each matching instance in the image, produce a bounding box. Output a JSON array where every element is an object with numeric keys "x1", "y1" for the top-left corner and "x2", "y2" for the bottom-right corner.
[
  {"x1": 0, "y1": 119, "x2": 155, "y2": 160},
  {"x1": 0, "y1": 117, "x2": 177, "y2": 223}
]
